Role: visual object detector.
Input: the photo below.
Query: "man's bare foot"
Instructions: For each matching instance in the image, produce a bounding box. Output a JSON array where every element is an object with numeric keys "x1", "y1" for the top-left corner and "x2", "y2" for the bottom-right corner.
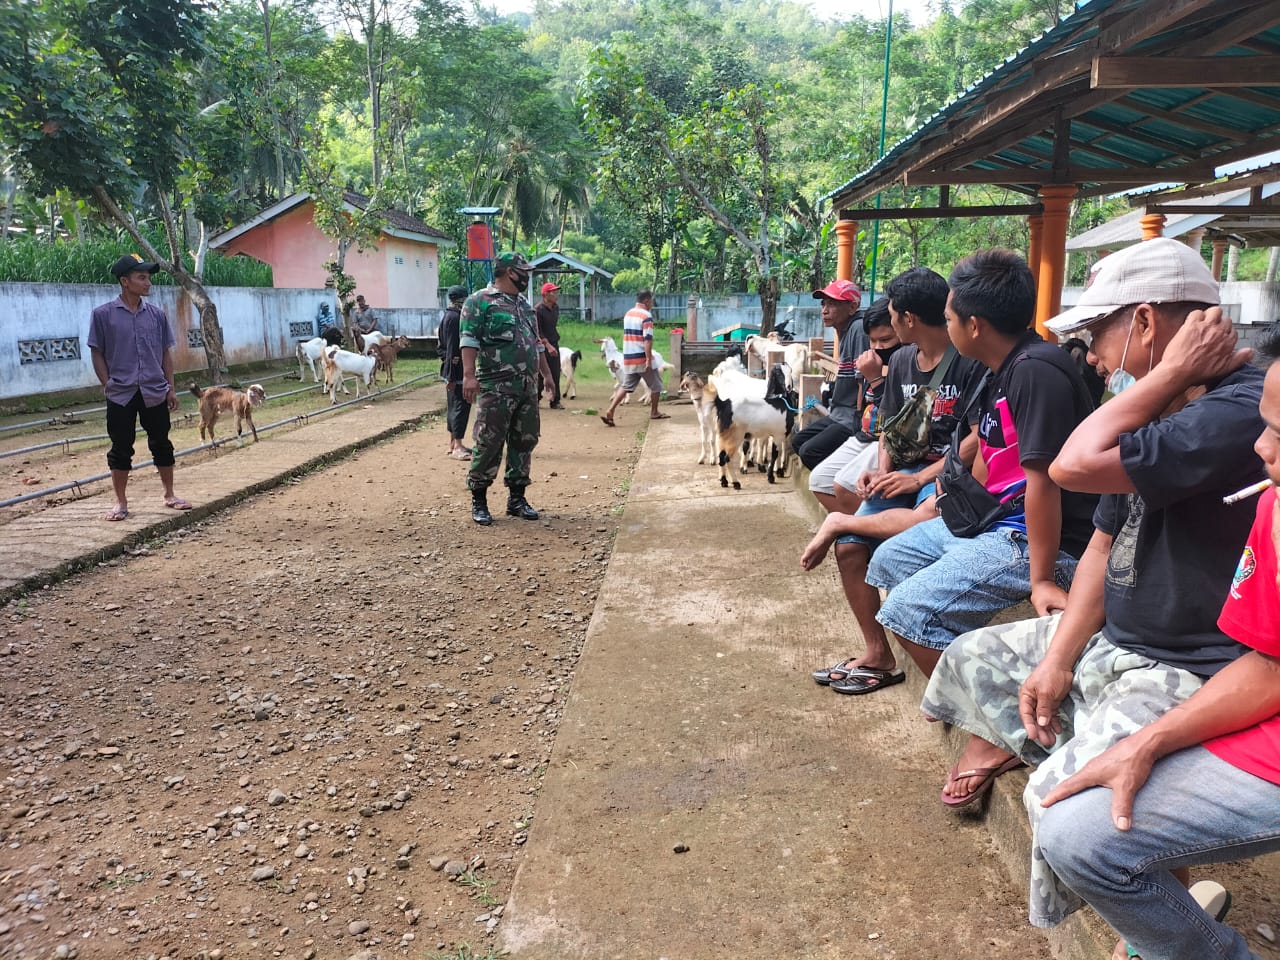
[
  {"x1": 942, "y1": 736, "x2": 1018, "y2": 802},
  {"x1": 1112, "y1": 939, "x2": 1131, "y2": 960},
  {"x1": 800, "y1": 513, "x2": 853, "y2": 571}
]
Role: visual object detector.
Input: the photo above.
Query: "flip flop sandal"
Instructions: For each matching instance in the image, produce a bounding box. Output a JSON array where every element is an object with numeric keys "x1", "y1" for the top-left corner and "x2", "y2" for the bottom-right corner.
[
  {"x1": 812, "y1": 659, "x2": 860, "y2": 685},
  {"x1": 650, "y1": 412, "x2": 672, "y2": 419},
  {"x1": 829, "y1": 667, "x2": 906, "y2": 695},
  {"x1": 104, "y1": 508, "x2": 129, "y2": 522},
  {"x1": 600, "y1": 415, "x2": 616, "y2": 427},
  {"x1": 165, "y1": 498, "x2": 193, "y2": 511},
  {"x1": 940, "y1": 755, "x2": 1026, "y2": 809}
]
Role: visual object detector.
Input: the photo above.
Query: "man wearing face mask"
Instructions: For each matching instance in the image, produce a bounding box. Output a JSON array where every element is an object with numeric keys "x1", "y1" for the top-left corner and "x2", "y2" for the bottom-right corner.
[
  {"x1": 917, "y1": 238, "x2": 1266, "y2": 935},
  {"x1": 460, "y1": 252, "x2": 555, "y2": 525}
]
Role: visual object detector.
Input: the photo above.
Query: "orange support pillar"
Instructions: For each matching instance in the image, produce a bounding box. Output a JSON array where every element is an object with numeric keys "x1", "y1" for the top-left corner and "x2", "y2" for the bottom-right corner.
[
  {"x1": 1027, "y1": 214, "x2": 1045, "y2": 298},
  {"x1": 1033, "y1": 184, "x2": 1077, "y2": 341},
  {"x1": 1140, "y1": 213, "x2": 1167, "y2": 240},
  {"x1": 1211, "y1": 239, "x2": 1228, "y2": 280},
  {"x1": 836, "y1": 217, "x2": 859, "y2": 283}
]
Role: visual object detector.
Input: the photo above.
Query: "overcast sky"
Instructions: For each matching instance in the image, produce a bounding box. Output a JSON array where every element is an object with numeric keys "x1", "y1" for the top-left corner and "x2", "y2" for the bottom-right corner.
[{"x1": 805, "y1": 0, "x2": 939, "y2": 25}]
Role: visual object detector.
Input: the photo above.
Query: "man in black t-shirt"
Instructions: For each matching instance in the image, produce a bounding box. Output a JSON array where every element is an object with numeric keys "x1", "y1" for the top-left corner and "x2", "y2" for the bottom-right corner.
[
  {"x1": 919, "y1": 238, "x2": 1264, "y2": 933},
  {"x1": 803, "y1": 267, "x2": 985, "y2": 692},
  {"x1": 536, "y1": 282, "x2": 563, "y2": 409}
]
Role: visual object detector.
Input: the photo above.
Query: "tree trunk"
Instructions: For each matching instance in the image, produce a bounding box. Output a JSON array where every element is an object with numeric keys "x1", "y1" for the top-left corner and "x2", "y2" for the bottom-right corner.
[
  {"x1": 666, "y1": 227, "x2": 678, "y2": 290},
  {"x1": 0, "y1": 175, "x2": 15, "y2": 240},
  {"x1": 1227, "y1": 244, "x2": 1239, "y2": 282},
  {"x1": 1267, "y1": 246, "x2": 1280, "y2": 283},
  {"x1": 758, "y1": 273, "x2": 779, "y2": 336}
]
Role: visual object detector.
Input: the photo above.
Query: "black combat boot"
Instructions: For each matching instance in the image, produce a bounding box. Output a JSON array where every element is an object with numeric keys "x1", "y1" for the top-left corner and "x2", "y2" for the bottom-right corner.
[
  {"x1": 471, "y1": 488, "x2": 493, "y2": 526},
  {"x1": 506, "y1": 486, "x2": 539, "y2": 520}
]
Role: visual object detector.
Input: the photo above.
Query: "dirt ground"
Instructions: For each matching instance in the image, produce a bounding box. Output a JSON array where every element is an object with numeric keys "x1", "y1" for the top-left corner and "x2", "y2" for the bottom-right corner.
[{"x1": 0, "y1": 381, "x2": 643, "y2": 960}]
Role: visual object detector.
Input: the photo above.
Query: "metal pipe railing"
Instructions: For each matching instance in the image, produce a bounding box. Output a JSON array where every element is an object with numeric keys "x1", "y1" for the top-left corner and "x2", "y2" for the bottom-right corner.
[{"x1": 0, "y1": 374, "x2": 437, "y2": 509}]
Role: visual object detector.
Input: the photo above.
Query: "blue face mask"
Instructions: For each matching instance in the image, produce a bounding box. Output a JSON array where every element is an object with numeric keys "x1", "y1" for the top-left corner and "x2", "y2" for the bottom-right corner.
[{"x1": 1106, "y1": 310, "x2": 1142, "y2": 395}]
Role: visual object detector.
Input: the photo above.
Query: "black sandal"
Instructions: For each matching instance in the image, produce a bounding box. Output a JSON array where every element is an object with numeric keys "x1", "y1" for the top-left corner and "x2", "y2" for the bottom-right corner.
[{"x1": 812, "y1": 659, "x2": 859, "y2": 686}]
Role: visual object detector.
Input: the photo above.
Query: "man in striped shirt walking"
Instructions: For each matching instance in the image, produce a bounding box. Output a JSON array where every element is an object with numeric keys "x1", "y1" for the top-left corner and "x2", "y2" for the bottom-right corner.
[{"x1": 601, "y1": 290, "x2": 668, "y2": 426}]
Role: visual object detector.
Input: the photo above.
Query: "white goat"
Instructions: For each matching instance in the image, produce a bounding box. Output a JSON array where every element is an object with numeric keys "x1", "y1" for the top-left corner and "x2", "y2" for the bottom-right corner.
[
  {"x1": 783, "y1": 342, "x2": 810, "y2": 377},
  {"x1": 559, "y1": 346, "x2": 584, "y2": 399},
  {"x1": 358, "y1": 330, "x2": 389, "y2": 356},
  {"x1": 322, "y1": 346, "x2": 377, "y2": 403},
  {"x1": 296, "y1": 337, "x2": 328, "y2": 383},
  {"x1": 678, "y1": 370, "x2": 717, "y2": 465},
  {"x1": 706, "y1": 364, "x2": 797, "y2": 488},
  {"x1": 597, "y1": 337, "x2": 672, "y2": 403}
]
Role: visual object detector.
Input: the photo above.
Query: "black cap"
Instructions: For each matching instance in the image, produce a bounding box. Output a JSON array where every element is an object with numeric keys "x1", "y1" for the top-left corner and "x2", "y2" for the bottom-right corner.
[
  {"x1": 110, "y1": 254, "x2": 159, "y2": 279},
  {"x1": 447, "y1": 285, "x2": 468, "y2": 302}
]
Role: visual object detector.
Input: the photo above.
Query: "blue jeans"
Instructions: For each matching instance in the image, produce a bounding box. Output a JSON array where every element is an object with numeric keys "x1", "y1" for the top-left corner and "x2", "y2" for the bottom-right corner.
[
  {"x1": 865, "y1": 516, "x2": 1076, "y2": 651},
  {"x1": 1039, "y1": 746, "x2": 1280, "y2": 959},
  {"x1": 835, "y1": 464, "x2": 935, "y2": 550}
]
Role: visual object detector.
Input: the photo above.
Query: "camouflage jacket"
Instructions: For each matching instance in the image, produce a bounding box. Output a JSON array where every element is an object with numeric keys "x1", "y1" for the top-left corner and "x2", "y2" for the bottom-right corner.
[{"x1": 459, "y1": 286, "x2": 542, "y2": 388}]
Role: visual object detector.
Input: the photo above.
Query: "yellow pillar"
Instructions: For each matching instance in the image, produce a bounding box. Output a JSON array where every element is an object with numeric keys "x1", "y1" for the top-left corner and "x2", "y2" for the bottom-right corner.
[
  {"x1": 835, "y1": 218, "x2": 859, "y2": 283},
  {"x1": 1211, "y1": 240, "x2": 1228, "y2": 280},
  {"x1": 1140, "y1": 213, "x2": 1167, "y2": 240},
  {"x1": 1027, "y1": 214, "x2": 1045, "y2": 299},
  {"x1": 1033, "y1": 184, "x2": 1077, "y2": 341}
]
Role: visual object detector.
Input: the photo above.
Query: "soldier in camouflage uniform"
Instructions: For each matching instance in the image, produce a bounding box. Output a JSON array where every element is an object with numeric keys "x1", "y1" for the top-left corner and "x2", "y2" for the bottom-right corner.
[{"x1": 460, "y1": 252, "x2": 554, "y2": 525}]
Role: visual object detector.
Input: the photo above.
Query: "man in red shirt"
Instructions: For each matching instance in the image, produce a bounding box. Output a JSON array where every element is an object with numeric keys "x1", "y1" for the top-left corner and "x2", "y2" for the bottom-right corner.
[{"x1": 1037, "y1": 318, "x2": 1280, "y2": 960}]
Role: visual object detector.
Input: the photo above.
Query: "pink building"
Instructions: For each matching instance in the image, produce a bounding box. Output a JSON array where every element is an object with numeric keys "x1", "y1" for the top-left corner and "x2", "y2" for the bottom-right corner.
[{"x1": 210, "y1": 191, "x2": 454, "y2": 308}]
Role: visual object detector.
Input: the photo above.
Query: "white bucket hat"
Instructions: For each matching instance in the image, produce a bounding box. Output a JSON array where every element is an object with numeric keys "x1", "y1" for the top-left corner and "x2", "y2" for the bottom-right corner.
[{"x1": 1046, "y1": 237, "x2": 1219, "y2": 337}]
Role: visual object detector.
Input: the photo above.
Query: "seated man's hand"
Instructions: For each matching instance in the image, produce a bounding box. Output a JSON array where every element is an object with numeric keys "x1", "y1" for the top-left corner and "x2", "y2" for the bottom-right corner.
[
  {"x1": 869, "y1": 470, "x2": 922, "y2": 499},
  {"x1": 1040, "y1": 734, "x2": 1157, "y2": 832},
  {"x1": 1019, "y1": 660, "x2": 1074, "y2": 749},
  {"x1": 855, "y1": 470, "x2": 879, "y2": 498},
  {"x1": 1030, "y1": 580, "x2": 1069, "y2": 617},
  {"x1": 1161, "y1": 305, "x2": 1251, "y2": 386},
  {"x1": 854, "y1": 348, "x2": 882, "y2": 381}
]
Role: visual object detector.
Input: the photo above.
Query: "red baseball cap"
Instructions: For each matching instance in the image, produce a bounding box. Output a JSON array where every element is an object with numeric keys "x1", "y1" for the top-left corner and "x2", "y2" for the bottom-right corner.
[
  {"x1": 812, "y1": 279, "x2": 861, "y2": 306},
  {"x1": 541, "y1": 282, "x2": 560, "y2": 295}
]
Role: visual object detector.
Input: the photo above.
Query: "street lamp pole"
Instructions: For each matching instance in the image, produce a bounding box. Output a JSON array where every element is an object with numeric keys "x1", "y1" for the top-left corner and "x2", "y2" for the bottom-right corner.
[{"x1": 867, "y1": 0, "x2": 893, "y2": 299}]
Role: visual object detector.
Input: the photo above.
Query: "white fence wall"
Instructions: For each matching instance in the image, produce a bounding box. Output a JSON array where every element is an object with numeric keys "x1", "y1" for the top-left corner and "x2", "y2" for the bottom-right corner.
[{"x1": 0, "y1": 283, "x2": 342, "y2": 401}]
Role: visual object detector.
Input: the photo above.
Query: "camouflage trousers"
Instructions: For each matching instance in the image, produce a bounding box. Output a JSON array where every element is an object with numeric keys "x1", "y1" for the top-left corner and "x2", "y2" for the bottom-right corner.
[
  {"x1": 921, "y1": 613, "x2": 1205, "y2": 928},
  {"x1": 467, "y1": 383, "x2": 540, "y2": 492}
]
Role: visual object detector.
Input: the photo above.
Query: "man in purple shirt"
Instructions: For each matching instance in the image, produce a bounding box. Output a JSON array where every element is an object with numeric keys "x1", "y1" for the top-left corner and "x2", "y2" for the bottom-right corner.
[{"x1": 87, "y1": 254, "x2": 191, "y2": 520}]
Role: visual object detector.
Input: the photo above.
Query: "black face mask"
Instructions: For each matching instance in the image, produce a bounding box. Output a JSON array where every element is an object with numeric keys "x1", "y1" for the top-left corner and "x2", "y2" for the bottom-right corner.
[
  {"x1": 874, "y1": 344, "x2": 902, "y2": 365},
  {"x1": 511, "y1": 272, "x2": 530, "y2": 293}
]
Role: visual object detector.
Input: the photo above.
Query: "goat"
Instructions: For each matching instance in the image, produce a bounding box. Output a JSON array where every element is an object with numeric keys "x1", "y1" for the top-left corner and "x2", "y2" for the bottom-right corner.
[
  {"x1": 189, "y1": 383, "x2": 266, "y2": 444},
  {"x1": 322, "y1": 346, "x2": 377, "y2": 404},
  {"x1": 706, "y1": 363, "x2": 797, "y2": 489},
  {"x1": 560, "y1": 346, "x2": 584, "y2": 399},
  {"x1": 369, "y1": 335, "x2": 410, "y2": 384},
  {"x1": 596, "y1": 337, "x2": 671, "y2": 403},
  {"x1": 296, "y1": 337, "x2": 328, "y2": 383},
  {"x1": 357, "y1": 330, "x2": 389, "y2": 356},
  {"x1": 783, "y1": 342, "x2": 811, "y2": 377},
  {"x1": 679, "y1": 370, "x2": 717, "y2": 465}
]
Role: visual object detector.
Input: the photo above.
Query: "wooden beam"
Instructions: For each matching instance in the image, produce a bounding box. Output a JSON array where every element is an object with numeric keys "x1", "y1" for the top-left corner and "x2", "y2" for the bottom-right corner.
[
  {"x1": 1093, "y1": 55, "x2": 1280, "y2": 88},
  {"x1": 905, "y1": 165, "x2": 1212, "y2": 186},
  {"x1": 1145, "y1": 204, "x2": 1280, "y2": 215},
  {"x1": 836, "y1": 203, "x2": 1043, "y2": 220}
]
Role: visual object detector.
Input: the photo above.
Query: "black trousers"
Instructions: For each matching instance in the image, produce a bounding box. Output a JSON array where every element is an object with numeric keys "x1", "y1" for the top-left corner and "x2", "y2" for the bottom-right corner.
[
  {"x1": 106, "y1": 390, "x2": 175, "y2": 471},
  {"x1": 793, "y1": 416, "x2": 854, "y2": 471},
  {"x1": 544, "y1": 345, "x2": 562, "y2": 404},
  {"x1": 446, "y1": 382, "x2": 472, "y2": 440}
]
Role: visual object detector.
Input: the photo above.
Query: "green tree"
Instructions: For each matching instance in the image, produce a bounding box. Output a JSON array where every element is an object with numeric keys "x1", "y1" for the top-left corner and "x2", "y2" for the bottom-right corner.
[{"x1": 0, "y1": 0, "x2": 233, "y2": 374}]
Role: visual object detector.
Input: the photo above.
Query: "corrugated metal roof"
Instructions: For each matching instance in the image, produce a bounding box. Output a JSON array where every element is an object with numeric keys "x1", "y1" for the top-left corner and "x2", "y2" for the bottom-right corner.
[
  {"x1": 1067, "y1": 181, "x2": 1280, "y2": 251},
  {"x1": 823, "y1": 0, "x2": 1280, "y2": 209}
]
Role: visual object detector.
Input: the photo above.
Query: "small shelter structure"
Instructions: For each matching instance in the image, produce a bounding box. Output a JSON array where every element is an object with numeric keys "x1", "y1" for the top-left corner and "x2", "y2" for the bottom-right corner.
[
  {"x1": 820, "y1": 0, "x2": 1280, "y2": 337},
  {"x1": 527, "y1": 252, "x2": 615, "y2": 322},
  {"x1": 210, "y1": 191, "x2": 453, "y2": 308}
]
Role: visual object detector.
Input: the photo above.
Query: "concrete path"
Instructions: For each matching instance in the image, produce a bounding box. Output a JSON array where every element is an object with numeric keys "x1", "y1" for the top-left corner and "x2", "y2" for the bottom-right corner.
[
  {"x1": 498, "y1": 415, "x2": 1059, "y2": 960},
  {"x1": 0, "y1": 385, "x2": 445, "y2": 600}
]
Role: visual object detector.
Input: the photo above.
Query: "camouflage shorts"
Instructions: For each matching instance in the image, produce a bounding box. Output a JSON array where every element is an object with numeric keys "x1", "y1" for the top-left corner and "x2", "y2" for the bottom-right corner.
[{"x1": 921, "y1": 614, "x2": 1205, "y2": 927}]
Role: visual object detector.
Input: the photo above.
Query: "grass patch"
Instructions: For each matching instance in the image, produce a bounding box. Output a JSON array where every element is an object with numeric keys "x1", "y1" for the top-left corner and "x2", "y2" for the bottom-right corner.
[
  {"x1": 426, "y1": 947, "x2": 502, "y2": 960},
  {"x1": 455, "y1": 871, "x2": 501, "y2": 908}
]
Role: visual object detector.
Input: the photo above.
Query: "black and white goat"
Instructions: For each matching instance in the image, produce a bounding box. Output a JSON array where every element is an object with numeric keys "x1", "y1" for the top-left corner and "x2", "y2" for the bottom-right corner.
[{"x1": 706, "y1": 363, "x2": 797, "y2": 488}]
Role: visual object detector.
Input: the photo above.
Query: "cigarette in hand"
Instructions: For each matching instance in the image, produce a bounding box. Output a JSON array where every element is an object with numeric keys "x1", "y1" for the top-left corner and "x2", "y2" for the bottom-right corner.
[{"x1": 1222, "y1": 479, "x2": 1274, "y2": 505}]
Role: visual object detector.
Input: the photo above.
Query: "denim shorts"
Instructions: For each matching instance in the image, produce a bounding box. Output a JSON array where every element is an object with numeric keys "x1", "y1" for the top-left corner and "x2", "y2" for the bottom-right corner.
[
  {"x1": 834, "y1": 463, "x2": 936, "y2": 551},
  {"x1": 864, "y1": 516, "x2": 1077, "y2": 651}
]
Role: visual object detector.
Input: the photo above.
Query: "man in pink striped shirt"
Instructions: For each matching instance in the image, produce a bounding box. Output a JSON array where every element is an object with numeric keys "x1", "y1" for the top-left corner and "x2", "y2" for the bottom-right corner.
[{"x1": 601, "y1": 290, "x2": 667, "y2": 426}]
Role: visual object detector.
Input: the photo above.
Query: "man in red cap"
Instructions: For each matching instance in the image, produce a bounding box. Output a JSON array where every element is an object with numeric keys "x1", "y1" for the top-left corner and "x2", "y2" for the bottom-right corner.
[
  {"x1": 536, "y1": 281, "x2": 563, "y2": 409},
  {"x1": 790, "y1": 278, "x2": 867, "y2": 469}
]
